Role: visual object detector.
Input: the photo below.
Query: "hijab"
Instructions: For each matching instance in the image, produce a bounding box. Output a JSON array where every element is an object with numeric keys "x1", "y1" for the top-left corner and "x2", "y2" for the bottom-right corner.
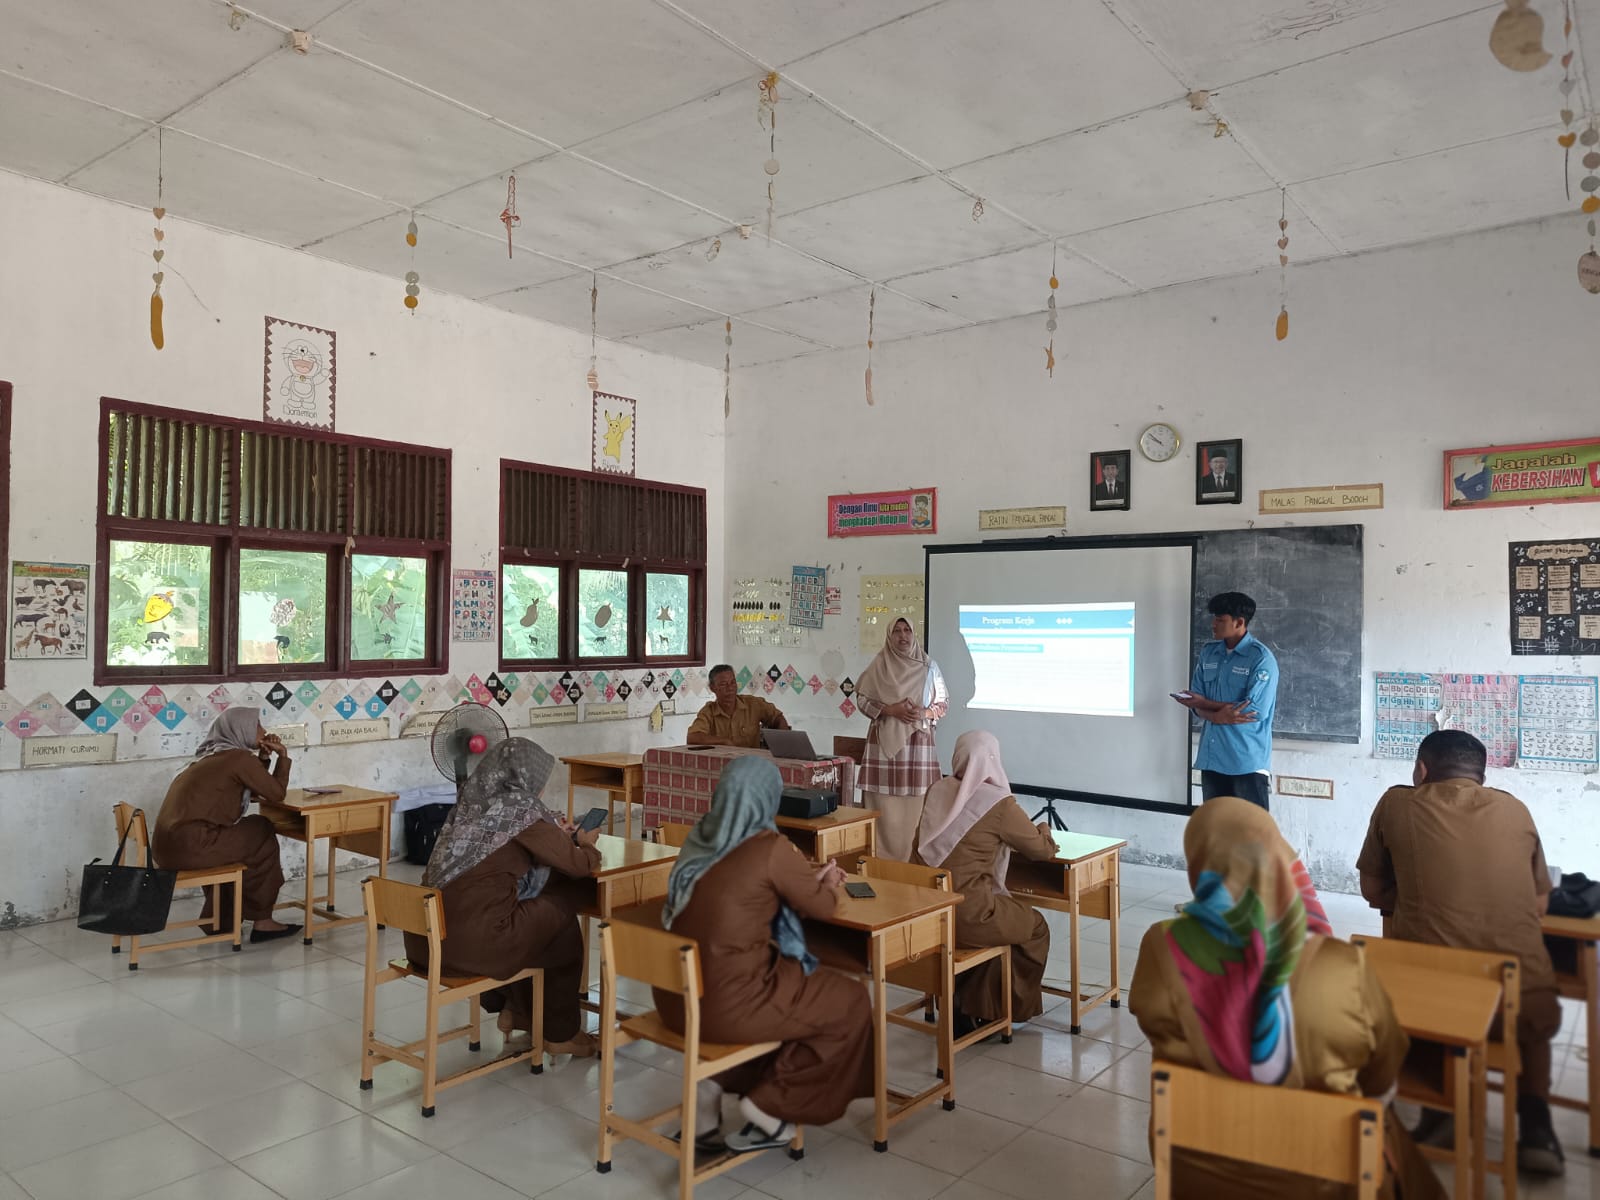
[
  {"x1": 423, "y1": 737, "x2": 561, "y2": 896},
  {"x1": 918, "y1": 731, "x2": 1014, "y2": 883},
  {"x1": 662, "y1": 755, "x2": 817, "y2": 975},
  {"x1": 1166, "y1": 796, "x2": 1316, "y2": 1085},
  {"x1": 191, "y1": 707, "x2": 263, "y2": 814},
  {"x1": 857, "y1": 617, "x2": 932, "y2": 761}
]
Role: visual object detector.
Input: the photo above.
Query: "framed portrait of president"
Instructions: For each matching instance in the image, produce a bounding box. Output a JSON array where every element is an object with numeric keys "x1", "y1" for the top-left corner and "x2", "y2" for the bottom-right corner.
[
  {"x1": 1089, "y1": 450, "x2": 1131, "y2": 512},
  {"x1": 1196, "y1": 438, "x2": 1243, "y2": 505}
]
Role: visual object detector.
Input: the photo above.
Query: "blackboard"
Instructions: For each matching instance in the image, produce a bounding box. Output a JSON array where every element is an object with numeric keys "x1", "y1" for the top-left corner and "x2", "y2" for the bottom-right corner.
[{"x1": 1191, "y1": 524, "x2": 1363, "y2": 743}]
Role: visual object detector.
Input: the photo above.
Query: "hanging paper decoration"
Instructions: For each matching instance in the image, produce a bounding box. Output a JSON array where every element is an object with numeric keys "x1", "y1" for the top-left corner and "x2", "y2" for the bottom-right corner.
[
  {"x1": 1490, "y1": 0, "x2": 1551, "y2": 71},
  {"x1": 705, "y1": 236, "x2": 721, "y2": 263},
  {"x1": 971, "y1": 198, "x2": 985, "y2": 222},
  {"x1": 724, "y1": 319, "x2": 733, "y2": 417},
  {"x1": 149, "y1": 127, "x2": 166, "y2": 351},
  {"x1": 403, "y1": 215, "x2": 421, "y2": 311},
  {"x1": 758, "y1": 72, "x2": 780, "y2": 241},
  {"x1": 1583, "y1": 121, "x2": 1600, "y2": 293},
  {"x1": 865, "y1": 288, "x2": 876, "y2": 406},
  {"x1": 1275, "y1": 190, "x2": 1290, "y2": 341},
  {"x1": 1044, "y1": 246, "x2": 1058, "y2": 377},
  {"x1": 499, "y1": 172, "x2": 519, "y2": 259},
  {"x1": 587, "y1": 275, "x2": 600, "y2": 392},
  {"x1": 1557, "y1": 5, "x2": 1577, "y2": 200}
]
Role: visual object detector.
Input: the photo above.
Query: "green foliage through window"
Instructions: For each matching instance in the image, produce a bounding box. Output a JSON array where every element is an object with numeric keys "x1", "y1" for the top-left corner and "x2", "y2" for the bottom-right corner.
[
  {"x1": 351, "y1": 555, "x2": 429, "y2": 660},
  {"x1": 578, "y1": 568, "x2": 628, "y2": 660},
  {"x1": 106, "y1": 541, "x2": 211, "y2": 668},
  {"x1": 502, "y1": 564, "x2": 560, "y2": 661},
  {"x1": 238, "y1": 549, "x2": 328, "y2": 666},
  {"x1": 645, "y1": 573, "x2": 689, "y2": 658}
]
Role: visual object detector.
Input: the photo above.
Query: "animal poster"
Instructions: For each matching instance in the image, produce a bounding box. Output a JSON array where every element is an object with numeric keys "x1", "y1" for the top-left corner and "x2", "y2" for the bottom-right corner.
[
  {"x1": 1509, "y1": 537, "x2": 1600, "y2": 655},
  {"x1": 263, "y1": 316, "x2": 336, "y2": 430},
  {"x1": 451, "y1": 569, "x2": 496, "y2": 643},
  {"x1": 790, "y1": 566, "x2": 825, "y2": 629},
  {"x1": 592, "y1": 391, "x2": 637, "y2": 476},
  {"x1": 11, "y1": 562, "x2": 89, "y2": 659}
]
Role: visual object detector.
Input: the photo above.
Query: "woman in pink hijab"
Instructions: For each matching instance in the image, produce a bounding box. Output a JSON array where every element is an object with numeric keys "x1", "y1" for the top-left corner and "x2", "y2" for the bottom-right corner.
[{"x1": 915, "y1": 731, "x2": 1059, "y2": 1036}]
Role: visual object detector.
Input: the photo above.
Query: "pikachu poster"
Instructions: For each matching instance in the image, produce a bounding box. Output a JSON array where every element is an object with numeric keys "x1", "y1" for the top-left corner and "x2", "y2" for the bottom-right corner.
[{"x1": 592, "y1": 392, "x2": 637, "y2": 476}]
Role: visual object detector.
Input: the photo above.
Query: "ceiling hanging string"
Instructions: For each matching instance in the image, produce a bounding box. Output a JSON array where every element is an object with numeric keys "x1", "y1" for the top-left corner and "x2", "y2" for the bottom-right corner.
[
  {"x1": 759, "y1": 73, "x2": 780, "y2": 243},
  {"x1": 1276, "y1": 189, "x2": 1290, "y2": 341},
  {"x1": 1044, "y1": 244, "x2": 1058, "y2": 377},
  {"x1": 587, "y1": 274, "x2": 600, "y2": 391},
  {"x1": 865, "y1": 288, "x2": 876, "y2": 406},
  {"x1": 150, "y1": 125, "x2": 166, "y2": 350},
  {"x1": 499, "y1": 172, "x2": 520, "y2": 259}
]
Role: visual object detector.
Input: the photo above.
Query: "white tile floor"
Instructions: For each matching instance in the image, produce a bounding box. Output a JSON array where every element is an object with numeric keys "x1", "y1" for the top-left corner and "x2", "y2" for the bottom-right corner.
[{"x1": 1, "y1": 861, "x2": 1595, "y2": 1200}]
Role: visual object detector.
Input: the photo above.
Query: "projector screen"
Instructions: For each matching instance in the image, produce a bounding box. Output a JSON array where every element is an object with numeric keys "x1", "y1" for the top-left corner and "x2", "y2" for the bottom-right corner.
[{"x1": 928, "y1": 541, "x2": 1194, "y2": 809}]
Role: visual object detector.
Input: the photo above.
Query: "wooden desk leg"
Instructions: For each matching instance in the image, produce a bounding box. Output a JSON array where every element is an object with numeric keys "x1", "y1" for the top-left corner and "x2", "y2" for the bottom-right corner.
[
  {"x1": 871, "y1": 931, "x2": 890, "y2": 1152},
  {"x1": 939, "y1": 908, "x2": 956, "y2": 1112},
  {"x1": 1472, "y1": 1044, "x2": 1488, "y2": 1200},
  {"x1": 378, "y1": 806, "x2": 391, "y2": 877},
  {"x1": 326, "y1": 833, "x2": 338, "y2": 913},
  {"x1": 1585, "y1": 940, "x2": 1600, "y2": 1156},
  {"x1": 1452, "y1": 1046, "x2": 1472, "y2": 1200},
  {"x1": 1068, "y1": 867, "x2": 1083, "y2": 1035},
  {"x1": 1108, "y1": 852, "x2": 1122, "y2": 1008},
  {"x1": 567, "y1": 776, "x2": 576, "y2": 821},
  {"x1": 302, "y1": 828, "x2": 316, "y2": 945}
]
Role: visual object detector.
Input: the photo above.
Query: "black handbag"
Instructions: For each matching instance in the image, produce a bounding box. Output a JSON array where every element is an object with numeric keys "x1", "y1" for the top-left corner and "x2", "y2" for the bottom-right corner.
[
  {"x1": 77, "y1": 813, "x2": 177, "y2": 936},
  {"x1": 403, "y1": 802, "x2": 454, "y2": 866},
  {"x1": 1548, "y1": 872, "x2": 1600, "y2": 919}
]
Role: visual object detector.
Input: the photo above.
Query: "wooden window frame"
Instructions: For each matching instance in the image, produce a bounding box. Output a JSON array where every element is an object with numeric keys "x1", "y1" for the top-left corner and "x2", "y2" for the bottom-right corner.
[
  {"x1": 0, "y1": 381, "x2": 10, "y2": 690},
  {"x1": 499, "y1": 459, "x2": 705, "y2": 672},
  {"x1": 95, "y1": 397, "x2": 450, "y2": 686}
]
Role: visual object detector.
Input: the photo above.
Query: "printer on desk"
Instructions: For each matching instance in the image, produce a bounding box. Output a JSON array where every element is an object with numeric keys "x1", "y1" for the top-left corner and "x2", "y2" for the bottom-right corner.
[{"x1": 778, "y1": 786, "x2": 838, "y2": 819}]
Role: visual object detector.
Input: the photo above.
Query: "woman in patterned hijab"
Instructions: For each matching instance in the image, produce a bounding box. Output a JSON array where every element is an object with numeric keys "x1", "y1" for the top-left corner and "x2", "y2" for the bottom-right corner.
[{"x1": 407, "y1": 737, "x2": 603, "y2": 1056}]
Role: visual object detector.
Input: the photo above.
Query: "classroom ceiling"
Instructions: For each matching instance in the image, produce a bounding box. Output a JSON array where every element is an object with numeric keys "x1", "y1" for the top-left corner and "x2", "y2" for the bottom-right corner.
[{"x1": 2, "y1": 0, "x2": 1595, "y2": 367}]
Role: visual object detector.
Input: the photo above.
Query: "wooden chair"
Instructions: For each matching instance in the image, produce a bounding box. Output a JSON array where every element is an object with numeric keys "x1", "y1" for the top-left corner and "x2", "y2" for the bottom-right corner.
[
  {"x1": 109, "y1": 803, "x2": 243, "y2": 969},
  {"x1": 1351, "y1": 934, "x2": 1520, "y2": 1200},
  {"x1": 597, "y1": 919, "x2": 803, "y2": 1199},
  {"x1": 832, "y1": 736, "x2": 866, "y2": 764},
  {"x1": 655, "y1": 822, "x2": 694, "y2": 848},
  {"x1": 359, "y1": 876, "x2": 545, "y2": 1117},
  {"x1": 856, "y1": 855, "x2": 1013, "y2": 1052},
  {"x1": 1151, "y1": 1062, "x2": 1384, "y2": 1200}
]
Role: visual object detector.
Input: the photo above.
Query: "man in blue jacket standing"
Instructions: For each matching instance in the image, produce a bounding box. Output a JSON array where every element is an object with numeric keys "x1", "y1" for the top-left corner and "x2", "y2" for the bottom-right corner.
[{"x1": 1174, "y1": 592, "x2": 1278, "y2": 810}]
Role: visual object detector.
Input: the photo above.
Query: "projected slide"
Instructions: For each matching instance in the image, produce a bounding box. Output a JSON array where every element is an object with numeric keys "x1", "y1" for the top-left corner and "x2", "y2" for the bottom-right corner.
[{"x1": 959, "y1": 603, "x2": 1135, "y2": 717}]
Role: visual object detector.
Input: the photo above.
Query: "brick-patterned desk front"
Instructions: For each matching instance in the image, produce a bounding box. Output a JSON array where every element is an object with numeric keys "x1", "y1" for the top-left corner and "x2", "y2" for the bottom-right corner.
[{"x1": 642, "y1": 746, "x2": 857, "y2": 828}]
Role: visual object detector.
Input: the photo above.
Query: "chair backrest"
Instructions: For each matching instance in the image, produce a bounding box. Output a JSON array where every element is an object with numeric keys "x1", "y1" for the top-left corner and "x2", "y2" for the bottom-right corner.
[
  {"x1": 832, "y1": 736, "x2": 867, "y2": 764},
  {"x1": 600, "y1": 919, "x2": 702, "y2": 997},
  {"x1": 112, "y1": 803, "x2": 151, "y2": 868},
  {"x1": 362, "y1": 876, "x2": 445, "y2": 940},
  {"x1": 1151, "y1": 1062, "x2": 1383, "y2": 1199},
  {"x1": 656, "y1": 822, "x2": 694, "y2": 848},
  {"x1": 856, "y1": 855, "x2": 949, "y2": 891},
  {"x1": 1350, "y1": 933, "x2": 1519, "y2": 1061}
]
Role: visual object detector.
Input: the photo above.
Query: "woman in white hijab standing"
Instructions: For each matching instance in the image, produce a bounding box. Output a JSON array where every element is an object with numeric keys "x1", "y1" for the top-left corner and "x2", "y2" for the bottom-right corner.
[
  {"x1": 915, "y1": 731, "x2": 1057, "y2": 1036},
  {"x1": 855, "y1": 616, "x2": 948, "y2": 861}
]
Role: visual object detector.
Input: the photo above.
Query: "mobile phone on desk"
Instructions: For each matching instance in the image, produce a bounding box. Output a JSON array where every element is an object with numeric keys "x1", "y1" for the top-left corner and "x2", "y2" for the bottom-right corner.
[
  {"x1": 577, "y1": 806, "x2": 609, "y2": 833},
  {"x1": 844, "y1": 881, "x2": 876, "y2": 899},
  {"x1": 303, "y1": 787, "x2": 341, "y2": 795}
]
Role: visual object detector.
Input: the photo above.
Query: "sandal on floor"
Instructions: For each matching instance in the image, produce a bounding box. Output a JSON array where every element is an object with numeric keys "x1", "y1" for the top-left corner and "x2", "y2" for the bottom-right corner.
[
  {"x1": 545, "y1": 1031, "x2": 597, "y2": 1058},
  {"x1": 725, "y1": 1121, "x2": 796, "y2": 1154}
]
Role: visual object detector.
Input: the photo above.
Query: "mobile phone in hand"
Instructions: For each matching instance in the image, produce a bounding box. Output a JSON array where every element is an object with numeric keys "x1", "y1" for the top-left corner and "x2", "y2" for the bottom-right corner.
[
  {"x1": 844, "y1": 881, "x2": 876, "y2": 899},
  {"x1": 577, "y1": 807, "x2": 609, "y2": 833}
]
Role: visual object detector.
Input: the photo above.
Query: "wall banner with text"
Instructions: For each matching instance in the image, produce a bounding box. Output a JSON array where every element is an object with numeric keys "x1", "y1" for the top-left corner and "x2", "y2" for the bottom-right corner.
[
  {"x1": 827, "y1": 488, "x2": 937, "y2": 537},
  {"x1": 1445, "y1": 436, "x2": 1600, "y2": 510}
]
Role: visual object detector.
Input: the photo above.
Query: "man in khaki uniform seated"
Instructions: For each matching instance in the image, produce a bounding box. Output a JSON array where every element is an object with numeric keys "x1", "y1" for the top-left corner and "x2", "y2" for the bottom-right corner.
[
  {"x1": 687, "y1": 664, "x2": 790, "y2": 749},
  {"x1": 1357, "y1": 729, "x2": 1564, "y2": 1176}
]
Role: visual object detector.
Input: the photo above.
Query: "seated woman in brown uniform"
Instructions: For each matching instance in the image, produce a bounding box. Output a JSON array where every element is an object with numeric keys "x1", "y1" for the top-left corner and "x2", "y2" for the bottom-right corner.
[
  {"x1": 914, "y1": 730, "x2": 1057, "y2": 1037},
  {"x1": 658, "y1": 755, "x2": 873, "y2": 1154},
  {"x1": 409, "y1": 737, "x2": 599, "y2": 1056},
  {"x1": 1130, "y1": 796, "x2": 1443, "y2": 1200},
  {"x1": 153, "y1": 707, "x2": 299, "y2": 943}
]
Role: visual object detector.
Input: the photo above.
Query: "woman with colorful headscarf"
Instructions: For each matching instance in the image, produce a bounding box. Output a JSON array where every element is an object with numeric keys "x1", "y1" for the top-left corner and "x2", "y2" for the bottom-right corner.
[
  {"x1": 153, "y1": 706, "x2": 299, "y2": 943},
  {"x1": 915, "y1": 731, "x2": 1058, "y2": 1034},
  {"x1": 1130, "y1": 796, "x2": 1443, "y2": 1199},
  {"x1": 656, "y1": 756, "x2": 873, "y2": 1154},
  {"x1": 408, "y1": 737, "x2": 600, "y2": 1057},
  {"x1": 856, "y1": 616, "x2": 948, "y2": 860}
]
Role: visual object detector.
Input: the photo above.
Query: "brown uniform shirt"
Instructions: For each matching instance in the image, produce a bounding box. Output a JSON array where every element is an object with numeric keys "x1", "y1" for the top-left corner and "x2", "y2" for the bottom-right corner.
[
  {"x1": 686, "y1": 694, "x2": 787, "y2": 748},
  {"x1": 1356, "y1": 778, "x2": 1553, "y2": 991},
  {"x1": 154, "y1": 748, "x2": 291, "y2": 840}
]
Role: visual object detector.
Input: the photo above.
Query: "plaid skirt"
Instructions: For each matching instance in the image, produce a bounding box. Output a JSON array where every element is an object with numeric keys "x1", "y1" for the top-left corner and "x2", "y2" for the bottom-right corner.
[{"x1": 860, "y1": 725, "x2": 941, "y2": 796}]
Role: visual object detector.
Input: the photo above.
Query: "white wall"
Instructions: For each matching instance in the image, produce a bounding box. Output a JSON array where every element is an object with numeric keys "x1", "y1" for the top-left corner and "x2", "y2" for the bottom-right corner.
[
  {"x1": 0, "y1": 170, "x2": 726, "y2": 925},
  {"x1": 726, "y1": 214, "x2": 1600, "y2": 894}
]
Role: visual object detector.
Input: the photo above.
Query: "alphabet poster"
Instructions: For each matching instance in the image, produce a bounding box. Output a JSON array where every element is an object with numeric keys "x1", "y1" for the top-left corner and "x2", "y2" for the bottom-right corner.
[
  {"x1": 592, "y1": 391, "x2": 637, "y2": 476},
  {"x1": 451, "y1": 569, "x2": 495, "y2": 643},
  {"x1": 262, "y1": 316, "x2": 336, "y2": 430},
  {"x1": 11, "y1": 562, "x2": 89, "y2": 659}
]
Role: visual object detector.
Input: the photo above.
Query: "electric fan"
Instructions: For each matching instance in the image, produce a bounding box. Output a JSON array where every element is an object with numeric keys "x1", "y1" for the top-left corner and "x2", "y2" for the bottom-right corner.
[{"x1": 430, "y1": 702, "x2": 509, "y2": 789}]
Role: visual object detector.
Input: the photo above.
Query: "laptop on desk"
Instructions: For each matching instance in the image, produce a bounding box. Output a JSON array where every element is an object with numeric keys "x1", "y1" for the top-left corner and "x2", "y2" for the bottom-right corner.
[{"x1": 761, "y1": 728, "x2": 826, "y2": 760}]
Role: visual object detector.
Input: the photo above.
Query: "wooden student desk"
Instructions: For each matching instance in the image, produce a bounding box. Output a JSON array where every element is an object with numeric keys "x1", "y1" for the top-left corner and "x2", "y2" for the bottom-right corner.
[
  {"x1": 803, "y1": 877, "x2": 961, "y2": 1152},
  {"x1": 1006, "y1": 831, "x2": 1126, "y2": 1034},
  {"x1": 1543, "y1": 912, "x2": 1600, "y2": 1156},
  {"x1": 1367, "y1": 958, "x2": 1502, "y2": 1199},
  {"x1": 259, "y1": 786, "x2": 398, "y2": 945},
  {"x1": 776, "y1": 806, "x2": 877, "y2": 865},
  {"x1": 561, "y1": 753, "x2": 645, "y2": 839},
  {"x1": 576, "y1": 835, "x2": 680, "y2": 1013}
]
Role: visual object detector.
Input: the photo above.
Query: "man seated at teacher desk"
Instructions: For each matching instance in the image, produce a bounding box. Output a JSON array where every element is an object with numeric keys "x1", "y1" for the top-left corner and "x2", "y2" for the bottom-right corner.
[{"x1": 687, "y1": 663, "x2": 791, "y2": 749}]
